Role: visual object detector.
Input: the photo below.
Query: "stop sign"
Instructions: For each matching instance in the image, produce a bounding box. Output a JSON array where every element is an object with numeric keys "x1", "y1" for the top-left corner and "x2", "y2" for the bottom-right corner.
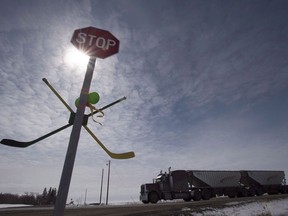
[{"x1": 71, "y1": 26, "x2": 120, "y2": 59}]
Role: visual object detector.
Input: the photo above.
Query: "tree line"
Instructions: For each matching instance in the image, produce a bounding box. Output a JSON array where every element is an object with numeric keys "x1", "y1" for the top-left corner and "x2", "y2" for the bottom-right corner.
[{"x1": 0, "y1": 187, "x2": 57, "y2": 205}]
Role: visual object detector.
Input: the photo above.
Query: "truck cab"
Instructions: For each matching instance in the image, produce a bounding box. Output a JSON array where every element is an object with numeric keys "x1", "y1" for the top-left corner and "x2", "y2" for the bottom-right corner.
[
  {"x1": 140, "y1": 169, "x2": 191, "y2": 204},
  {"x1": 140, "y1": 172, "x2": 166, "y2": 204}
]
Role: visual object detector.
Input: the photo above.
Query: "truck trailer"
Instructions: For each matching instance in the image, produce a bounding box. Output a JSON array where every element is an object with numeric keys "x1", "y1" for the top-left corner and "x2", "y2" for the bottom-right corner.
[{"x1": 140, "y1": 168, "x2": 288, "y2": 204}]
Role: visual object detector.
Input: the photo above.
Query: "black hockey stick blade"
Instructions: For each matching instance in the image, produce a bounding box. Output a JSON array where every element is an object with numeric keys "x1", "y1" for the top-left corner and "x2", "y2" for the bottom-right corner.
[
  {"x1": 0, "y1": 124, "x2": 72, "y2": 148},
  {"x1": 1, "y1": 139, "x2": 34, "y2": 148}
]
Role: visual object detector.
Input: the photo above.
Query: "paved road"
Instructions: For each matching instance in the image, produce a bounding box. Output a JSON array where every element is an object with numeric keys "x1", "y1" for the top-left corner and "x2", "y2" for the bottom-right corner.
[{"x1": 1, "y1": 194, "x2": 287, "y2": 216}]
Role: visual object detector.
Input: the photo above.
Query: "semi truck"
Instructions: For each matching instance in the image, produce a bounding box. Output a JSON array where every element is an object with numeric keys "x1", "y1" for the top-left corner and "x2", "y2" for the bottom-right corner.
[{"x1": 140, "y1": 168, "x2": 288, "y2": 204}]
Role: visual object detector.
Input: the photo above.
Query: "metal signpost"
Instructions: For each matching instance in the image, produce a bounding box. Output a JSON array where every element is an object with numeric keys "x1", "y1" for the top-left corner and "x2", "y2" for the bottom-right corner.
[{"x1": 53, "y1": 27, "x2": 121, "y2": 216}]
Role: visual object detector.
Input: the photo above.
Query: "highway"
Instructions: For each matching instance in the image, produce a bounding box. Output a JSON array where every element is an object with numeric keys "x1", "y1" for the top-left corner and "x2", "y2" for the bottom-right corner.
[{"x1": 0, "y1": 194, "x2": 287, "y2": 216}]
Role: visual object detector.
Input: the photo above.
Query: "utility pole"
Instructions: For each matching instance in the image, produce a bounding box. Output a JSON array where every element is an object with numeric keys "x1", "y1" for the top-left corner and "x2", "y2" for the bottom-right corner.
[
  {"x1": 99, "y1": 168, "x2": 104, "y2": 204},
  {"x1": 106, "y1": 160, "x2": 111, "y2": 205},
  {"x1": 84, "y1": 188, "x2": 87, "y2": 206}
]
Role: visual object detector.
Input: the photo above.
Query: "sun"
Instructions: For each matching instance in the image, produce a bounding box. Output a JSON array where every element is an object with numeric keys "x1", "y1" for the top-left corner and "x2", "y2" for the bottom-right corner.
[{"x1": 64, "y1": 47, "x2": 90, "y2": 69}]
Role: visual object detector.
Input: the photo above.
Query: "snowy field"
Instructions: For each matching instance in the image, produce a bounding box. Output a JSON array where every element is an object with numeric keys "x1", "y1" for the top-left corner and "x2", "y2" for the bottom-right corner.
[
  {"x1": 0, "y1": 204, "x2": 32, "y2": 208},
  {"x1": 190, "y1": 198, "x2": 288, "y2": 216}
]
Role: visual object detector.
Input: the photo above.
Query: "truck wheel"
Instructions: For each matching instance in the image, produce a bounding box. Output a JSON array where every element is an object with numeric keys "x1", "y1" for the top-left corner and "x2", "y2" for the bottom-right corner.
[
  {"x1": 192, "y1": 190, "x2": 201, "y2": 201},
  {"x1": 237, "y1": 188, "x2": 248, "y2": 197},
  {"x1": 201, "y1": 189, "x2": 211, "y2": 200},
  {"x1": 249, "y1": 188, "x2": 256, "y2": 196},
  {"x1": 149, "y1": 192, "x2": 159, "y2": 204},
  {"x1": 256, "y1": 188, "x2": 264, "y2": 196},
  {"x1": 227, "y1": 190, "x2": 236, "y2": 198},
  {"x1": 183, "y1": 197, "x2": 191, "y2": 202}
]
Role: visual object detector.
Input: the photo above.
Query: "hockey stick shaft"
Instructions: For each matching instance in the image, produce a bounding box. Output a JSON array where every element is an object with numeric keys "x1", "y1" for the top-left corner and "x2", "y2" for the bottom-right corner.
[
  {"x1": 83, "y1": 125, "x2": 135, "y2": 159},
  {"x1": 42, "y1": 78, "x2": 74, "y2": 113},
  {"x1": 87, "y1": 97, "x2": 127, "y2": 117}
]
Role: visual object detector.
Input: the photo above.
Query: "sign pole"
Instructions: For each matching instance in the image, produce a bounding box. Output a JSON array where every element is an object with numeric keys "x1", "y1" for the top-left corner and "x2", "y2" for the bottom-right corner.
[{"x1": 53, "y1": 57, "x2": 96, "y2": 216}]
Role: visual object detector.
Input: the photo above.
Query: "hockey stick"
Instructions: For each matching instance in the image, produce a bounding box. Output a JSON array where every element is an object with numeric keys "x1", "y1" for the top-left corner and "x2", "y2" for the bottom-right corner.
[
  {"x1": 83, "y1": 125, "x2": 135, "y2": 159},
  {"x1": 0, "y1": 124, "x2": 71, "y2": 148}
]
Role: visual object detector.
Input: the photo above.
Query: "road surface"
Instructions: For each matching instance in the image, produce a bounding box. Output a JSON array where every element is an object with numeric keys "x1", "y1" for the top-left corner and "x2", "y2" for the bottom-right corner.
[{"x1": 0, "y1": 194, "x2": 287, "y2": 216}]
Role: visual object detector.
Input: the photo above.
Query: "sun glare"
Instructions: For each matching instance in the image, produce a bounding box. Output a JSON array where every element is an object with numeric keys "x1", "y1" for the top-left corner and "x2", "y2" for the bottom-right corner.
[{"x1": 64, "y1": 47, "x2": 90, "y2": 69}]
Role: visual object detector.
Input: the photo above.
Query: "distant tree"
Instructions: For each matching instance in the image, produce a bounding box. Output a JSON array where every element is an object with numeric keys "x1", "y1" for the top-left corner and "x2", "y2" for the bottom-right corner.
[
  {"x1": 0, "y1": 187, "x2": 57, "y2": 205},
  {"x1": 40, "y1": 187, "x2": 48, "y2": 204},
  {"x1": 42, "y1": 188, "x2": 47, "y2": 199},
  {"x1": 0, "y1": 193, "x2": 21, "y2": 204},
  {"x1": 20, "y1": 192, "x2": 37, "y2": 205},
  {"x1": 46, "y1": 187, "x2": 56, "y2": 204},
  {"x1": 0, "y1": 193, "x2": 3, "y2": 203},
  {"x1": 47, "y1": 187, "x2": 57, "y2": 204}
]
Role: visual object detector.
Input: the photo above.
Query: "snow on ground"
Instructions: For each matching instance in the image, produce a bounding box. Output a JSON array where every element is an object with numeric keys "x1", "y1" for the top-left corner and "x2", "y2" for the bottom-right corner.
[
  {"x1": 0, "y1": 204, "x2": 32, "y2": 208},
  {"x1": 190, "y1": 198, "x2": 288, "y2": 216}
]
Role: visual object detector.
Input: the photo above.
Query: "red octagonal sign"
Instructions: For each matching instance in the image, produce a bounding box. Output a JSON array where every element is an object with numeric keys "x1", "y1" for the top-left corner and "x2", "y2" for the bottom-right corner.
[{"x1": 71, "y1": 26, "x2": 120, "y2": 59}]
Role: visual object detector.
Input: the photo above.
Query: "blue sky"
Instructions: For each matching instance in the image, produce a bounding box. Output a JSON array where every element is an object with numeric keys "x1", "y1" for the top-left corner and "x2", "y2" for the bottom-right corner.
[{"x1": 1, "y1": 0, "x2": 288, "y2": 204}]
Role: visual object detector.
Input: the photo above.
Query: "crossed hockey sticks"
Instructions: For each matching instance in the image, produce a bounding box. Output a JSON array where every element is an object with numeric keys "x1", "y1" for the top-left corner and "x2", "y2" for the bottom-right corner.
[{"x1": 0, "y1": 78, "x2": 135, "y2": 159}]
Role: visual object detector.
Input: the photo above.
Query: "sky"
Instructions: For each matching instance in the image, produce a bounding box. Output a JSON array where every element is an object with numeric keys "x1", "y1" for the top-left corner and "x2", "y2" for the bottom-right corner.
[{"x1": 0, "y1": 0, "x2": 288, "y2": 204}]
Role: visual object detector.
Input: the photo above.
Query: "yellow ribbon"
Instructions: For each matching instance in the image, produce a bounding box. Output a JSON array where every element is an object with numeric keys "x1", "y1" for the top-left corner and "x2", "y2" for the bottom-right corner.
[{"x1": 87, "y1": 104, "x2": 104, "y2": 125}]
